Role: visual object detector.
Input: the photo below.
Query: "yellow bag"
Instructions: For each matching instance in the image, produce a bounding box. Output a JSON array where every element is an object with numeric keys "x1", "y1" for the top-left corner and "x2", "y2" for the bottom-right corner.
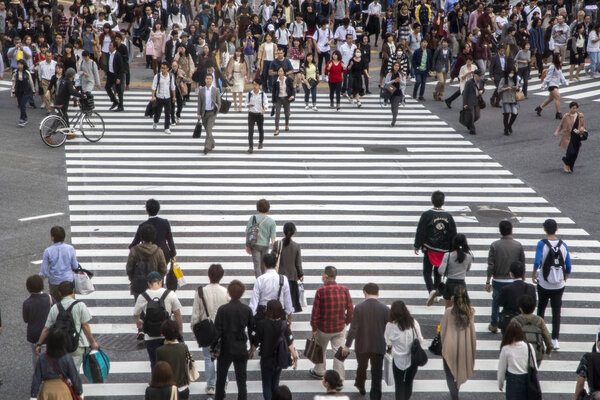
[
  {"x1": 16, "y1": 50, "x2": 24, "y2": 60},
  {"x1": 172, "y1": 263, "x2": 187, "y2": 288}
]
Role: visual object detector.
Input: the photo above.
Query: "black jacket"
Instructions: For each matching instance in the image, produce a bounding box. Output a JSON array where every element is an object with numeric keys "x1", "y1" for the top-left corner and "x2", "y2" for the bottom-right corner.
[
  {"x1": 53, "y1": 76, "x2": 80, "y2": 108},
  {"x1": 108, "y1": 51, "x2": 125, "y2": 77},
  {"x1": 272, "y1": 76, "x2": 295, "y2": 103},
  {"x1": 345, "y1": 298, "x2": 389, "y2": 355},
  {"x1": 462, "y1": 77, "x2": 482, "y2": 108},
  {"x1": 489, "y1": 54, "x2": 513, "y2": 83},
  {"x1": 414, "y1": 208, "x2": 457, "y2": 252},
  {"x1": 129, "y1": 217, "x2": 177, "y2": 261},
  {"x1": 254, "y1": 319, "x2": 293, "y2": 358},
  {"x1": 165, "y1": 39, "x2": 180, "y2": 65},
  {"x1": 212, "y1": 301, "x2": 255, "y2": 358},
  {"x1": 498, "y1": 280, "x2": 537, "y2": 313}
]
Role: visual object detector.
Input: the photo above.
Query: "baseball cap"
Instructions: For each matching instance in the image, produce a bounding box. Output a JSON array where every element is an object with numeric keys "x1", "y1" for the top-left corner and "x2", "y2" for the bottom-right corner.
[{"x1": 147, "y1": 271, "x2": 162, "y2": 283}]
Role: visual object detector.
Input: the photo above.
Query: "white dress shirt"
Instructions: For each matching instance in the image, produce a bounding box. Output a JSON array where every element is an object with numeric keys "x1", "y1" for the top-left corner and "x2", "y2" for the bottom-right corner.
[
  {"x1": 367, "y1": 1, "x2": 381, "y2": 15},
  {"x1": 39, "y1": 59, "x2": 57, "y2": 81},
  {"x1": 205, "y1": 86, "x2": 214, "y2": 110},
  {"x1": 247, "y1": 89, "x2": 269, "y2": 113},
  {"x1": 108, "y1": 50, "x2": 116, "y2": 73},
  {"x1": 334, "y1": 25, "x2": 357, "y2": 41},
  {"x1": 152, "y1": 72, "x2": 175, "y2": 99},
  {"x1": 339, "y1": 42, "x2": 356, "y2": 65},
  {"x1": 384, "y1": 320, "x2": 424, "y2": 370},
  {"x1": 249, "y1": 269, "x2": 294, "y2": 315}
]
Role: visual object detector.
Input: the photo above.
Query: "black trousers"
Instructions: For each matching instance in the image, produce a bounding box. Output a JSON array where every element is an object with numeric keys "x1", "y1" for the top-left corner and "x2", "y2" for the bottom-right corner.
[
  {"x1": 537, "y1": 285, "x2": 565, "y2": 339},
  {"x1": 328, "y1": 81, "x2": 342, "y2": 105},
  {"x1": 215, "y1": 355, "x2": 248, "y2": 400},
  {"x1": 125, "y1": 63, "x2": 131, "y2": 86},
  {"x1": 105, "y1": 72, "x2": 124, "y2": 107},
  {"x1": 563, "y1": 132, "x2": 582, "y2": 171},
  {"x1": 153, "y1": 98, "x2": 172, "y2": 129},
  {"x1": 392, "y1": 360, "x2": 418, "y2": 400},
  {"x1": 170, "y1": 90, "x2": 183, "y2": 122},
  {"x1": 317, "y1": 51, "x2": 330, "y2": 75},
  {"x1": 423, "y1": 252, "x2": 441, "y2": 293},
  {"x1": 355, "y1": 352, "x2": 384, "y2": 400},
  {"x1": 464, "y1": 105, "x2": 480, "y2": 133},
  {"x1": 248, "y1": 112, "x2": 264, "y2": 146},
  {"x1": 445, "y1": 88, "x2": 461, "y2": 104}
]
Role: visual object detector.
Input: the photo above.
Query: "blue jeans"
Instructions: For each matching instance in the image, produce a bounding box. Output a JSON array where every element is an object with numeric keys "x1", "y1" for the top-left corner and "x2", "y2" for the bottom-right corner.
[
  {"x1": 587, "y1": 51, "x2": 600, "y2": 74},
  {"x1": 145, "y1": 338, "x2": 165, "y2": 370},
  {"x1": 491, "y1": 281, "x2": 512, "y2": 327},
  {"x1": 260, "y1": 357, "x2": 282, "y2": 400},
  {"x1": 261, "y1": 60, "x2": 272, "y2": 92},
  {"x1": 413, "y1": 70, "x2": 428, "y2": 98},
  {"x1": 203, "y1": 346, "x2": 216, "y2": 389},
  {"x1": 18, "y1": 93, "x2": 33, "y2": 121},
  {"x1": 302, "y1": 82, "x2": 317, "y2": 105}
]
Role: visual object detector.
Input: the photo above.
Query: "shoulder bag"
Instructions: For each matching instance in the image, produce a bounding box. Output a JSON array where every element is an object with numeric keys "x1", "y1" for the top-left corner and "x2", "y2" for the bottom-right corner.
[
  {"x1": 193, "y1": 287, "x2": 218, "y2": 347},
  {"x1": 527, "y1": 343, "x2": 543, "y2": 400},
  {"x1": 410, "y1": 326, "x2": 428, "y2": 366},
  {"x1": 45, "y1": 354, "x2": 82, "y2": 400},
  {"x1": 185, "y1": 344, "x2": 200, "y2": 381},
  {"x1": 219, "y1": 90, "x2": 232, "y2": 113}
]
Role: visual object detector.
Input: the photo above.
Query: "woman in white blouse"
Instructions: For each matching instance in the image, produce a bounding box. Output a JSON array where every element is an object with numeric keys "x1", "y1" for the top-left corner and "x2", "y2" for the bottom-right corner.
[
  {"x1": 384, "y1": 300, "x2": 424, "y2": 400},
  {"x1": 497, "y1": 320, "x2": 535, "y2": 400}
]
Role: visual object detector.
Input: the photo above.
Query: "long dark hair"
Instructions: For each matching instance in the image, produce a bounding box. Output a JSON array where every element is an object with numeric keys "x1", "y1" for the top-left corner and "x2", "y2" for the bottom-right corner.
[
  {"x1": 265, "y1": 299, "x2": 285, "y2": 320},
  {"x1": 46, "y1": 329, "x2": 68, "y2": 358},
  {"x1": 452, "y1": 233, "x2": 471, "y2": 263},
  {"x1": 551, "y1": 52, "x2": 561, "y2": 69},
  {"x1": 389, "y1": 300, "x2": 414, "y2": 331},
  {"x1": 149, "y1": 361, "x2": 176, "y2": 387},
  {"x1": 501, "y1": 320, "x2": 526, "y2": 348},
  {"x1": 283, "y1": 222, "x2": 296, "y2": 246},
  {"x1": 451, "y1": 286, "x2": 473, "y2": 329}
]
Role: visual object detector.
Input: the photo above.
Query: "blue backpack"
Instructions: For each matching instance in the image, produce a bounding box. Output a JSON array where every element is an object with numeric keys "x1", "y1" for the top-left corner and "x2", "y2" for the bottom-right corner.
[{"x1": 83, "y1": 349, "x2": 110, "y2": 383}]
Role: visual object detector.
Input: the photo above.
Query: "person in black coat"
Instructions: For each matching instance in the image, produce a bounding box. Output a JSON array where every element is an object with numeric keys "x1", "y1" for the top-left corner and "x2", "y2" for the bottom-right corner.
[
  {"x1": 497, "y1": 261, "x2": 536, "y2": 331},
  {"x1": 164, "y1": 30, "x2": 180, "y2": 66},
  {"x1": 341, "y1": 283, "x2": 389, "y2": 399},
  {"x1": 461, "y1": 69, "x2": 484, "y2": 135},
  {"x1": 271, "y1": 66, "x2": 295, "y2": 136},
  {"x1": 106, "y1": 40, "x2": 125, "y2": 111},
  {"x1": 488, "y1": 46, "x2": 513, "y2": 107},
  {"x1": 129, "y1": 199, "x2": 177, "y2": 264},
  {"x1": 212, "y1": 280, "x2": 255, "y2": 400}
]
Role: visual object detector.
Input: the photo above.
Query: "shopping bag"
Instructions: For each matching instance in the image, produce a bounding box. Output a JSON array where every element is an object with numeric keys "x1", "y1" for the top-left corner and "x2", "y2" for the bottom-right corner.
[
  {"x1": 83, "y1": 348, "x2": 110, "y2": 383},
  {"x1": 146, "y1": 40, "x2": 154, "y2": 56},
  {"x1": 383, "y1": 353, "x2": 394, "y2": 386},
  {"x1": 172, "y1": 263, "x2": 187, "y2": 288},
  {"x1": 298, "y1": 281, "x2": 307, "y2": 307},
  {"x1": 74, "y1": 267, "x2": 95, "y2": 295},
  {"x1": 303, "y1": 336, "x2": 324, "y2": 364}
]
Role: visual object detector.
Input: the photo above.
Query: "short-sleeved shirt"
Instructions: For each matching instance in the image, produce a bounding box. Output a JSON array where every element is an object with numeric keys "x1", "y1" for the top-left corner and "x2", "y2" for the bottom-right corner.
[
  {"x1": 45, "y1": 297, "x2": 92, "y2": 348},
  {"x1": 270, "y1": 57, "x2": 293, "y2": 74},
  {"x1": 246, "y1": 214, "x2": 276, "y2": 248},
  {"x1": 133, "y1": 288, "x2": 182, "y2": 340}
]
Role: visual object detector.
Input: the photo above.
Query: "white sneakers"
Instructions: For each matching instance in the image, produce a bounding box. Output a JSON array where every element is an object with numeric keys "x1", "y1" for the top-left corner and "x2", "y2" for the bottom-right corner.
[
  {"x1": 205, "y1": 387, "x2": 215, "y2": 395},
  {"x1": 552, "y1": 339, "x2": 560, "y2": 350},
  {"x1": 426, "y1": 290, "x2": 438, "y2": 307},
  {"x1": 305, "y1": 104, "x2": 311, "y2": 110},
  {"x1": 313, "y1": 105, "x2": 318, "y2": 111},
  {"x1": 164, "y1": 129, "x2": 171, "y2": 134},
  {"x1": 152, "y1": 123, "x2": 157, "y2": 130}
]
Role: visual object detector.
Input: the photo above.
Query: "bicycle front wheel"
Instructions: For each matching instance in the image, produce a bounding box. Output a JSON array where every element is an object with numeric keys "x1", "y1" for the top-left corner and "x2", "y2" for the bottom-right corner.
[
  {"x1": 80, "y1": 111, "x2": 105, "y2": 142},
  {"x1": 40, "y1": 115, "x2": 68, "y2": 148}
]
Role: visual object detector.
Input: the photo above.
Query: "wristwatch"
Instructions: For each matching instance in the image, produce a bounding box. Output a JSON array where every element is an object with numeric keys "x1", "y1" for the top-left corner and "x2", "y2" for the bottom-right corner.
[{"x1": 36, "y1": 343, "x2": 42, "y2": 347}]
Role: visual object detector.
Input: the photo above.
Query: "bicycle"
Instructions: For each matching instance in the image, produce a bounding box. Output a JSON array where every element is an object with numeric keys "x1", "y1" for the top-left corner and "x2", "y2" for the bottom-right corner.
[{"x1": 39, "y1": 96, "x2": 105, "y2": 148}]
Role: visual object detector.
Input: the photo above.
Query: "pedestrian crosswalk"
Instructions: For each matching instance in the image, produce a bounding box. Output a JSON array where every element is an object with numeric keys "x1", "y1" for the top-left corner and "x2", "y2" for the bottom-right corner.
[
  {"x1": 428, "y1": 65, "x2": 600, "y2": 102},
  {"x1": 65, "y1": 89, "x2": 599, "y2": 399},
  {"x1": 0, "y1": 80, "x2": 11, "y2": 92}
]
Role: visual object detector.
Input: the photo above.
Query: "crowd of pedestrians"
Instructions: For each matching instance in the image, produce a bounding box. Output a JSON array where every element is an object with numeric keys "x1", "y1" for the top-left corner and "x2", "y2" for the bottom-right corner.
[{"x1": 15, "y1": 191, "x2": 596, "y2": 400}]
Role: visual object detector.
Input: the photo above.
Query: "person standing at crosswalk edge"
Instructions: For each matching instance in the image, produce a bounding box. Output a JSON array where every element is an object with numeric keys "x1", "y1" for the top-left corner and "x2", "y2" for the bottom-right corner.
[
  {"x1": 246, "y1": 199, "x2": 277, "y2": 278},
  {"x1": 532, "y1": 218, "x2": 572, "y2": 351},
  {"x1": 414, "y1": 191, "x2": 457, "y2": 306},
  {"x1": 247, "y1": 78, "x2": 269, "y2": 153},
  {"x1": 151, "y1": 62, "x2": 176, "y2": 135},
  {"x1": 309, "y1": 266, "x2": 354, "y2": 390},
  {"x1": 197, "y1": 74, "x2": 222, "y2": 155}
]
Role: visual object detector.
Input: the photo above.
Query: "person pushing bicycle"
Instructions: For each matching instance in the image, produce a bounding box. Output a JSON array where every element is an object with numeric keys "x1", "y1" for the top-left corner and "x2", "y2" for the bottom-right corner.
[{"x1": 45, "y1": 68, "x2": 86, "y2": 141}]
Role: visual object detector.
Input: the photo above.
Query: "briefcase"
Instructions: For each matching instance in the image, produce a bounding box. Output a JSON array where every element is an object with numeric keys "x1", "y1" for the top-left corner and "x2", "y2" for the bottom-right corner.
[
  {"x1": 219, "y1": 91, "x2": 232, "y2": 114},
  {"x1": 193, "y1": 121, "x2": 202, "y2": 138},
  {"x1": 304, "y1": 336, "x2": 324, "y2": 364},
  {"x1": 459, "y1": 108, "x2": 471, "y2": 127}
]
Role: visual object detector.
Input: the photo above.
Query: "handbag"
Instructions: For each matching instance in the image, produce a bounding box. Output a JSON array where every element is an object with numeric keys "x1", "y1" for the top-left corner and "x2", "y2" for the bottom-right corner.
[
  {"x1": 303, "y1": 336, "x2": 324, "y2": 364},
  {"x1": 82, "y1": 348, "x2": 110, "y2": 383},
  {"x1": 334, "y1": 346, "x2": 349, "y2": 362},
  {"x1": 499, "y1": 309, "x2": 521, "y2": 332},
  {"x1": 166, "y1": 261, "x2": 178, "y2": 291},
  {"x1": 527, "y1": 343, "x2": 543, "y2": 400},
  {"x1": 429, "y1": 331, "x2": 442, "y2": 356},
  {"x1": 308, "y1": 77, "x2": 318, "y2": 88},
  {"x1": 185, "y1": 345, "x2": 200, "y2": 381},
  {"x1": 169, "y1": 385, "x2": 178, "y2": 400},
  {"x1": 73, "y1": 266, "x2": 95, "y2": 295},
  {"x1": 383, "y1": 353, "x2": 394, "y2": 386},
  {"x1": 410, "y1": 327, "x2": 428, "y2": 367},
  {"x1": 45, "y1": 354, "x2": 82, "y2": 400},
  {"x1": 459, "y1": 108, "x2": 471, "y2": 127},
  {"x1": 477, "y1": 96, "x2": 486, "y2": 109},
  {"x1": 193, "y1": 121, "x2": 203, "y2": 138},
  {"x1": 179, "y1": 80, "x2": 189, "y2": 97},
  {"x1": 298, "y1": 281, "x2": 307, "y2": 307},
  {"x1": 580, "y1": 129, "x2": 589, "y2": 140},
  {"x1": 515, "y1": 90, "x2": 525, "y2": 101},
  {"x1": 145, "y1": 100, "x2": 155, "y2": 118},
  {"x1": 219, "y1": 91, "x2": 232, "y2": 113},
  {"x1": 146, "y1": 39, "x2": 154, "y2": 56},
  {"x1": 384, "y1": 83, "x2": 396, "y2": 94},
  {"x1": 271, "y1": 240, "x2": 282, "y2": 271}
]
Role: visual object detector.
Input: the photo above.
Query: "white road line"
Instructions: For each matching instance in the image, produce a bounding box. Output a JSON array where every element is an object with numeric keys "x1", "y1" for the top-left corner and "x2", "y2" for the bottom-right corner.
[{"x1": 19, "y1": 212, "x2": 64, "y2": 222}]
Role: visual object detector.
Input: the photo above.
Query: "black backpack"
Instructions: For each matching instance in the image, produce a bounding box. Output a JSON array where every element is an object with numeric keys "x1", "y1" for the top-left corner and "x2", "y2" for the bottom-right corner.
[
  {"x1": 141, "y1": 290, "x2": 171, "y2": 337},
  {"x1": 541, "y1": 239, "x2": 566, "y2": 284},
  {"x1": 52, "y1": 300, "x2": 82, "y2": 353},
  {"x1": 193, "y1": 286, "x2": 219, "y2": 347},
  {"x1": 131, "y1": 246, "x2": 160, "y2": 295},
  {"x1": 274, "y1": 320, "x2": 293, "y2": 369}
]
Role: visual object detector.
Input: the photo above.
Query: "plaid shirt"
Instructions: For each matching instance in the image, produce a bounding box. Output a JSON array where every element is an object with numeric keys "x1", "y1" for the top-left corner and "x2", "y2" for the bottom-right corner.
[{"x1": 310, "y1": 281, "x2": 354, "y2": 333}]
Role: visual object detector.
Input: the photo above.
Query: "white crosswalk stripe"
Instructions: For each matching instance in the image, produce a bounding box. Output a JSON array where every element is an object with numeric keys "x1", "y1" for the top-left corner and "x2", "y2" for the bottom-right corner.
[
  {"x1": 0, "y1": 80, "x2": 11, "y2": 92},
  {"x1": 66, "y1": 90, "x2": 597, "y2": 399}
]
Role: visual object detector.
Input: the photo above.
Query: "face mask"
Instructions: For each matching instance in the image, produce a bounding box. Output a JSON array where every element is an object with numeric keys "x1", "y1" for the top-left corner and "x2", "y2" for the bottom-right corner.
[
  {"x1": 324, "y1": 24, "x2": 329, "y2": 30},
  {"x1": 355, "y1": 53, "x2": 361, "y2": 57}
]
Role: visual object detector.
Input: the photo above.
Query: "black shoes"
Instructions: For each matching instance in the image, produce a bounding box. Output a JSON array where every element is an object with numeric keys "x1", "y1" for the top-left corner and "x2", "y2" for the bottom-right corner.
[
  {"x1": 445, "y1": 99, "x2": 452, "y2": 109},
  {"x1": 469, "y1": 130, "x2": 476, "y2": 135},
  {"x1": 556, "y1": 112, "x2": 562, "y2": 119},
  {"x1": 109, "y1": 102, "x2": 118, "y2": 110},
  {"x1": 535, "y1": 106, "x2": 542, "y2": 116},
  {"x1": 114, "y1": 107, "x2": 124, "y2": 112},
  {"x1": 354, "y1": 384, "x2": 366, "y2": 395},
  {"x1": 418, "y1": 96, "x2": 425, "y2": 101}
]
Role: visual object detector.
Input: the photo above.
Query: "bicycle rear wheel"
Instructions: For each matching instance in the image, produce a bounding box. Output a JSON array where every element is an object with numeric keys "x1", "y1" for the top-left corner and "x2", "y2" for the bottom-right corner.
[
  {"x1": 39, "y1": 115, "x2": 68, "y2": 148},
  {"x1": 80, "y1": 111, "x2": 105, "y2": 142}
]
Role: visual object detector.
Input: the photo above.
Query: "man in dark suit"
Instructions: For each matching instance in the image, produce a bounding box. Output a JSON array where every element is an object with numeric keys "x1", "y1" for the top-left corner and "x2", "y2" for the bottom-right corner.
[
  {"x1": 152, "y1": 0, "x2": 169, "y2": 26},
  {"x1": 197, "y1": 74, "x2": 222, "y2": 155},
  {"x1": 462, "y1": 69, "x2": 484, "y2": 135},
  {"x1": 106, "y1": 40, "x2": 125, "y2": 111},
  {"x1": 164, "y1": 30, "x2": 180, "y2": 66},
  {"x1": 129, "y1": 198, "x2": 177, "y2": 263},
  {"x1": 489, "y1": 46, "x2": 512, "y2": 107},
  {"x1": 342, "y1": 283, "x2": 389, "y2": 399},
  {"x1": 497, "y1": 261, "x2": 537, "y2": 331}
]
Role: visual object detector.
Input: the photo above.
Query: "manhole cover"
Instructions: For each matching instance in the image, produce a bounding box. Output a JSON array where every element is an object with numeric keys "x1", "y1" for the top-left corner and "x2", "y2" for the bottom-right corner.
[
  {"x1": 363, "y1": 146, "x2": 406, "y2": 154},
  {"x1": 96, "y1": 334, "x2": 144, "y2": 351},
  {"x1": 471, "y1": 205, "x2": 519, "y2": 223}
]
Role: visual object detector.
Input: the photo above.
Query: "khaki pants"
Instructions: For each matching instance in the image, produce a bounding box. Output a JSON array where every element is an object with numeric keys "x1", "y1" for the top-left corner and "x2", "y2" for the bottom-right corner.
[
  {"x1": 71, "y1": 346, "x2": 85, "y2": 371},
  {"x1": 434, "y1": 71, "x2": 448, "y2": 98},
  {"x1": 40, "y1": 79, "x2": 53, "y2": 113},
  {"x1": 314, "y1": 327, "x2": 346, "y2": 380},
  {"x1": 554, "y1": 45, "x2": 567, "y2": 64}
]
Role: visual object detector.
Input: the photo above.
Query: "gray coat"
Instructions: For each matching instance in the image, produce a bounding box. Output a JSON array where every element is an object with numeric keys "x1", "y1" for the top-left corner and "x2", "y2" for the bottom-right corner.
[
  {"x1": 462, "y1": 77, "x2": 481, "y2": 108},
  {"x1": 487, "y1": 236, "x2": 526, "y2": 281},
  {"x1": 197, "y1": 85, "x2": 222, "y2": 117},
  {"x1": 432, "y1": 46, "x2": 452, "y2": 73},
  {"x1": 79, "y1": 59, "x2": 100, "y2": 93},
  {"x1": 276, "y1": 240, "x2": 303, "y2": 281},
  {"x1": 498, "y1": 76, "x2": 520, "y2": 104}
]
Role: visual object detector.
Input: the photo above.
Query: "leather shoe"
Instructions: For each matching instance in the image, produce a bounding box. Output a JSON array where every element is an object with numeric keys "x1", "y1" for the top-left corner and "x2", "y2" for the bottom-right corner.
[
  {"x1": 258, "y1": 143, "x2": 263, "y2": 149},
  {"x1": 109, "y1": 102, "x2": 118, "y2": 110},
  {"x1": 354, "y1": 384, "x2": 366, "y2": 395},
  {"x1": 203, "y1": 148, "x2": 209, "y2": 155},
  {"x1": 114, "y1": 107, "x2": 124, "y2": 112}
]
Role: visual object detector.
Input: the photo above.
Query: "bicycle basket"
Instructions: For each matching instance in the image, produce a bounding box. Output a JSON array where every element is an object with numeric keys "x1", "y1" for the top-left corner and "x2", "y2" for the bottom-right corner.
[{"x1": 79, "y1": 96, "x2": 95, "y2": 111}]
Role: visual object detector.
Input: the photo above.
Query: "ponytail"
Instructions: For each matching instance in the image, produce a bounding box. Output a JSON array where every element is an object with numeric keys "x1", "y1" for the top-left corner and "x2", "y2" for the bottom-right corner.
[{"x1": 282, "y1": 222, "x2": 296, "y2": 247}]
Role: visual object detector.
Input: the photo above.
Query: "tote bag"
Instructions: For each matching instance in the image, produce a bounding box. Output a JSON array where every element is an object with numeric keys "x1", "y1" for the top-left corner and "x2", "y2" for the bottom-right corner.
[{"x1": 383, "y1": 353, "x2": 394, "y2": 386}]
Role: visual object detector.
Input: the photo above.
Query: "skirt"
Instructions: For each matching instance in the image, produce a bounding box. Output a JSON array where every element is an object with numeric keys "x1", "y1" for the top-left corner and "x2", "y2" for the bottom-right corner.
[
  {"x1": 288, "y1": 280, "x2": 303, "y2": 313},
  {"x1": 231, "y1": 71, "x2": 245, "y2": 92},
  {"x1": 443, "y1": 278, "x2": 466, "y2": 300},
  {"x1": 39, "y1": 379, "x2": 73, "y2": 400},
  {"x1": 350, "y1": 74, "x2": 364, "y2": 96},
  {"x1": 505, "y1": 371, "x2": 528, "y2": 400}
]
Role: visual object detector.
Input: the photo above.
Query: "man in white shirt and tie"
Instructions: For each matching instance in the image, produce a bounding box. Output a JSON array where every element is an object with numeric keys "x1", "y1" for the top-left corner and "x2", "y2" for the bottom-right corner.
[
  {"x1": 151, "y1": 61, "x2": 176, "y2": 134},
  {"x1": 247, "y1": 78, "x2": 269, "y2": 153},
  {"x1": 197, "y1": 74, "x2": 221, "y2": 155},
  {"x1": 249, "y1": 253, "x2": 294, "y2": 322}
]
